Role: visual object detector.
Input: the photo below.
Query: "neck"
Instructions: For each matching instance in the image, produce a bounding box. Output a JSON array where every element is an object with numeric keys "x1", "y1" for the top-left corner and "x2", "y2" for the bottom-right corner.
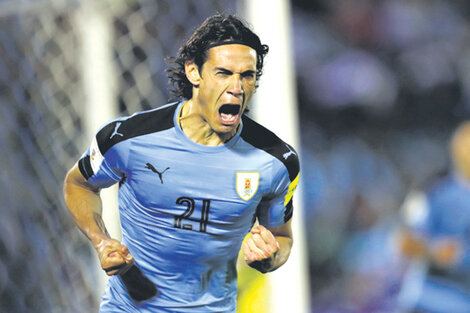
[{"x1": 179, "y1": 99, "x2": 237, "y2": 146}]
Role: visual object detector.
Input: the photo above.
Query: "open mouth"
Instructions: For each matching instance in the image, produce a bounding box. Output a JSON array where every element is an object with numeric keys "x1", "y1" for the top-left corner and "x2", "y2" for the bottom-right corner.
[{"x1": 218, "y1": 104, "x2": 241, "y2": 124}]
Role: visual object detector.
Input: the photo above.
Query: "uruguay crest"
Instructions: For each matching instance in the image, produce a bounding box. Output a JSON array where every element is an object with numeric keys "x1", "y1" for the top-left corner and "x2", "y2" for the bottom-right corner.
[{"x1": 236, "y1": 171, "x2": 259, "y2": 201}]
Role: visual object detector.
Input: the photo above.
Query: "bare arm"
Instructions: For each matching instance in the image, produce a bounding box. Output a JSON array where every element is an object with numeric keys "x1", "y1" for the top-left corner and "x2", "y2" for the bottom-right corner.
[
  {"x1": 242, "y1": 219, "x2": 293, "y2": 273},
  {"x1": 63, "y1": 164, "x2": 133, "y2": 275},
  {"x1": 399, "y1": 230, "x2": 461, "y2": 268}
]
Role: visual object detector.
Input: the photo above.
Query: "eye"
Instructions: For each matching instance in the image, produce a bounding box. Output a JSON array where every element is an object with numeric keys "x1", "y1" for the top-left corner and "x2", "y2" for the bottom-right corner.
[
  {"x1": 216, "y1": 69, "x2": 232, "y2": 76},
  {"x1": 242, "y1": 71, "x2": 255, "y2": 79}
]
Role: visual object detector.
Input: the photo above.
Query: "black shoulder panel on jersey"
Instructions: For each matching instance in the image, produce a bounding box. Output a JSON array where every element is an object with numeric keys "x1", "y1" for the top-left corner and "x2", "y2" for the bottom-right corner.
[
  {"x1": 241, "y1": 115, "x2": 300, "y2": 181},
  {"x1": 78, "y1": 155, "x2": 93, "y2": 180},
  {"x1": 96, "y1": 103, "x2": 177, "y2": 155},
  {"x1": 285, "y1": 199, "x2": 293, "y2": 222}
]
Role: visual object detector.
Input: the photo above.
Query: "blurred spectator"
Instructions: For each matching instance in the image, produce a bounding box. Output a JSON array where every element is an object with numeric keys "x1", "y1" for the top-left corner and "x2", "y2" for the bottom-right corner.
[
  {"x1": 292, "y1": 1, "x2": 470, "y2": 310},
  {"x1": 398, "y1": 121, "x2": 470, "y2": 313}
]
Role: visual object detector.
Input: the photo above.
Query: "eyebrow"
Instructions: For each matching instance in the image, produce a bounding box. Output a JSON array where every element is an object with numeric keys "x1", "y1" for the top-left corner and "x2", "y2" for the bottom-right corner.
[{"x1": 215, "y1": 67, "x2": 256, "y2": 75}]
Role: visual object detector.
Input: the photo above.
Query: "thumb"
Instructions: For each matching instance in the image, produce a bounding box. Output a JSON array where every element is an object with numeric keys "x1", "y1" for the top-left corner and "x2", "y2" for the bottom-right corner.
[
  {"x1": 251, "y1": 225, "x2": 263, "y2": 234},
  {"x1": 120, "y1": 246, "x2": 134, "y2": 262}
]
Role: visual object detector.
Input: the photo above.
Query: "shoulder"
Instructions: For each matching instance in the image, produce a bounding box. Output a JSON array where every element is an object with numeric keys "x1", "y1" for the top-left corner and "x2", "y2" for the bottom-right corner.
[
  {"x1": 241, "y1": 115, "x2": 299, "y2": 181},
  {"x1": 95, "y1": 102, "x2": 179, "y2": 155}
]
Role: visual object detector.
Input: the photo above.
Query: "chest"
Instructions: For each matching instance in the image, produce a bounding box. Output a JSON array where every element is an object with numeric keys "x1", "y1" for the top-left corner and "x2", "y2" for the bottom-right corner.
[{"x1": 121, "y1": 139, "x2": 274, "y2": 233}]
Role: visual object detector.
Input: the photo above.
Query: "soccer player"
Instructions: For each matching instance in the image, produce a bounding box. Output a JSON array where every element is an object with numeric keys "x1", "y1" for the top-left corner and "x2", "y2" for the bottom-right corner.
[
  {"x1": 63, "y1": 14, "x2": 299, "y2": 312},
  {"x1": 398, "y1": 122, "x2": 470, "y2": 313}
]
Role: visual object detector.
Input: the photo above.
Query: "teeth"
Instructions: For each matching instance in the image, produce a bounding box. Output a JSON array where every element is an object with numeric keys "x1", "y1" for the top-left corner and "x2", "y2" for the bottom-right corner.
[{"x1": 221, "y1": 113, "x2": 237, "y2": 122}]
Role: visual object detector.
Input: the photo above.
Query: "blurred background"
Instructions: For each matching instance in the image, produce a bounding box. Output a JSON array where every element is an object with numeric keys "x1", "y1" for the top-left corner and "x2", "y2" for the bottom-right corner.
[{"x1": 1, "y1": 0, "x2": 470, "y2": 312}]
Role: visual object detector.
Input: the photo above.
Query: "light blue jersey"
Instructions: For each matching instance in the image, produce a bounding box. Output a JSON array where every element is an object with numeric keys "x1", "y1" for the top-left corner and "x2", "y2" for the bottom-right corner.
[{"x1": 78, "y1": 101, "x2": 300, "y2": 312}]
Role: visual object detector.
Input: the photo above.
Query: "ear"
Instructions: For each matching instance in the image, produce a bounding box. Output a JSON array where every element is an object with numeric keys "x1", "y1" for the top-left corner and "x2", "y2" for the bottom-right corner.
[{"x1": 185, "y1": 61, "x2": 201, "y2": 87}]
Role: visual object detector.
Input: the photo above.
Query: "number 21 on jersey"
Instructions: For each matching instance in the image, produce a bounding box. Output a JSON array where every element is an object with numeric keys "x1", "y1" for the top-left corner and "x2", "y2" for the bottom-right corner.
[{"x1": 174, "y1": 196, "x2": 210, "y2": 233}]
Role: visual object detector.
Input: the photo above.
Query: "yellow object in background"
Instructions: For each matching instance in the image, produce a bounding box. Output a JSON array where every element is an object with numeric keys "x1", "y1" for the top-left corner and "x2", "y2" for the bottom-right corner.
[{"x1": 236, "y1": 234, "x2": 269, "y2": 313}]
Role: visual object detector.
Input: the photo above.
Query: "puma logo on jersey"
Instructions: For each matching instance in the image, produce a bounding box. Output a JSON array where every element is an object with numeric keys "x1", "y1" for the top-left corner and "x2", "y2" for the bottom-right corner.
[
  {"x1": 110, "y1": 122, "x2": 124, "y2": 139},
  {"x1": 145, "y1": 162, "x2": 170, "y2": 184},
  {"x1": 283, "y1": 144, "x2": 296, "y2": 160}
]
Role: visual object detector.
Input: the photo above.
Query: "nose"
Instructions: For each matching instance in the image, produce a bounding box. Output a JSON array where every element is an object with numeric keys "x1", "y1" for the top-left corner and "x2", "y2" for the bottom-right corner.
[{"x1": 227, "y1": 74, "x2": 243, "y2": 98}]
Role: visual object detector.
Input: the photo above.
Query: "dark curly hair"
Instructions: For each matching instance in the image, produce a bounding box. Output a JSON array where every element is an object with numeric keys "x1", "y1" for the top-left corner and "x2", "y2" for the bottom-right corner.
[{"x1": 166, "y1": 14, "x2": 269, "y2": 100}]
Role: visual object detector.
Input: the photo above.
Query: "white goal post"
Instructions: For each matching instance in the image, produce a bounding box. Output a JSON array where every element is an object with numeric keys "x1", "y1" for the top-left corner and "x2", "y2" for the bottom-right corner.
[{"x1": 241, "y1": 1, "x2": 310, "y2": 312}]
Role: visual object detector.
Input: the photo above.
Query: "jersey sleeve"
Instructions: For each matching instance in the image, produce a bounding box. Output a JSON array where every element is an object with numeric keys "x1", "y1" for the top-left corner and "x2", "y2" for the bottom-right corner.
[
  {"x1": 77, "y1": 118, "x2": 128, "y2": 188},
  {"x1": 257, "y1": 146, "x2": 300, "y2": 229}
]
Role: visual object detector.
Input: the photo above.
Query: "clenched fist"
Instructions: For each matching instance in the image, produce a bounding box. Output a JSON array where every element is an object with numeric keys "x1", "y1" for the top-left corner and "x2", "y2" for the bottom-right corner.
[
  {"x1": 95, "y1": 238, "x2": 134, "y2": 276},
  {"x1": 242, "y1": 225, "x2": 280, "y2": 273}
]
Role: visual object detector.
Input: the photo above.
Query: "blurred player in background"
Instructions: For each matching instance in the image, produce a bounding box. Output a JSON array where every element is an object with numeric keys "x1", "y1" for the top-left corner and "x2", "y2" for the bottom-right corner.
[
  {"x1": 63, "y1": 14, "x2": 299, "y2": 312},
  {"x1": 398, "y1": 121, "x2": 470, "y2": 313}
]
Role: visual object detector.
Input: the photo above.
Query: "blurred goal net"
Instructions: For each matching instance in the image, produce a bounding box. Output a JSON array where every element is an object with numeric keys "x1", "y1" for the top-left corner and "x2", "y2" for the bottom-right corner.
[{"x1": 0, "y1": 0, "x2": 236, "y2": 312}]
